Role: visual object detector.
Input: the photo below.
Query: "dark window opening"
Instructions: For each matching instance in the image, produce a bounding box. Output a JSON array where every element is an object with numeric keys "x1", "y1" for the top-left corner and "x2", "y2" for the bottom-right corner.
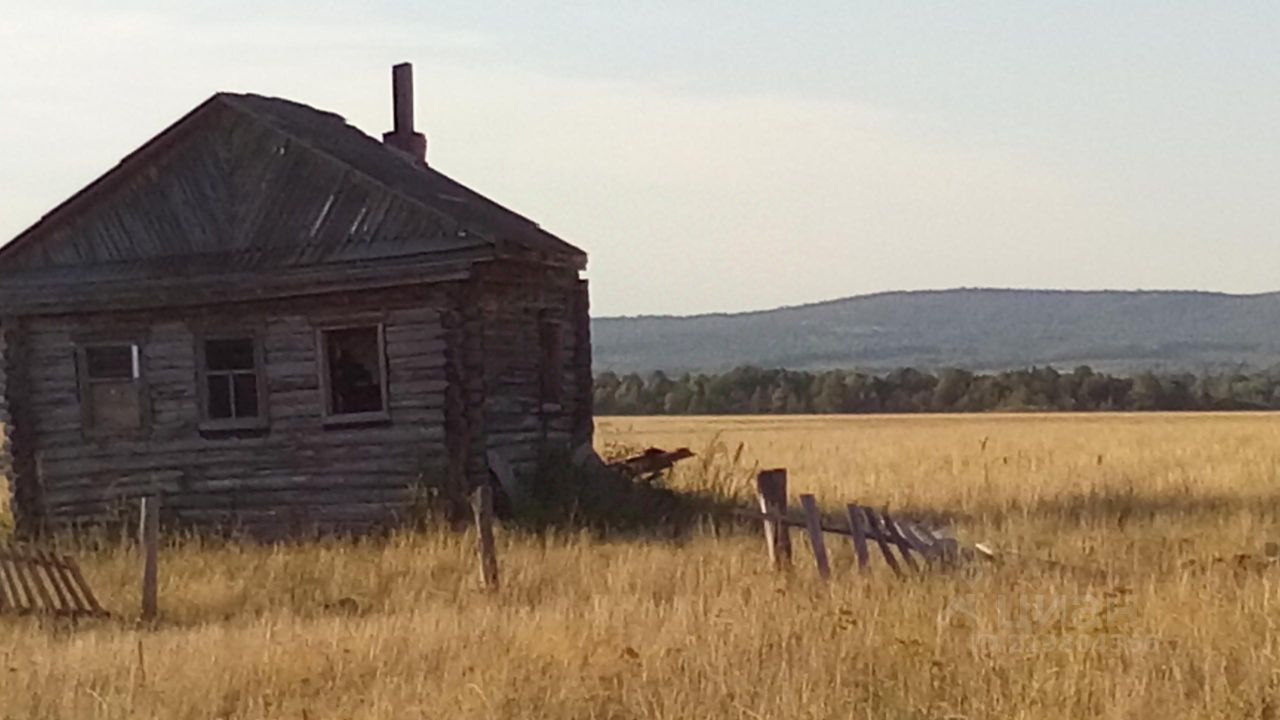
[
  {"x1": 324, "y1": 326, "x2": 386, "y2": 416},
  {"x1": 539, "y1": 317, "x2": 563, "y2": 405},
  {"x1": 81, "y1": 344, "x2": 142, "y2": 432},
  {"x1": 203, "y1": 338, "x2": 260, "y2": 421},
  {"x1": 86, "y1": 346, "x2": 135, "y2": 379}
]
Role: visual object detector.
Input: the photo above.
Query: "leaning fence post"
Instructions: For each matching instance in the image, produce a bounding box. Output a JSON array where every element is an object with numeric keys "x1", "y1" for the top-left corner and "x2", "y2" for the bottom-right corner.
[
  {"x1": 756, "y1": 469, "x2": 791, "y2": 569},
  {"x1": 139, "y1": 495, "x2": 159, "y2": 621},
  {"x1": 799, "y1": 494, "x2": 831, "y2": 580},
  {"x1": 472, "y1": 485, "x2": 499, "y2": 590}
]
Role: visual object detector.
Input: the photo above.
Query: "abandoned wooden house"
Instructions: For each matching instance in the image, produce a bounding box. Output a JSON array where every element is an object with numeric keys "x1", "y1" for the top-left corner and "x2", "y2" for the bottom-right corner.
[{"x1": 0, "y1": 64, "x2": 592, "y2": 536}]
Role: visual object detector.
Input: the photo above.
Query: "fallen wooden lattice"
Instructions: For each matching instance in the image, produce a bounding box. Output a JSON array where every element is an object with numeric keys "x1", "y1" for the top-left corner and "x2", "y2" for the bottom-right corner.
[
  {"x1": 0, "y1": 546, "x2": 108, "y2": 618},
  {"x1": 751, "y1": 469, "x2": 990, "y2": 578}
]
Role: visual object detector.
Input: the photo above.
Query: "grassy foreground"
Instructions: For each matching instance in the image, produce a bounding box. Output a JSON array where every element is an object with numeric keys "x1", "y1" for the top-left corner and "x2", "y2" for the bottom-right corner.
[{"x1": 2, "y1": 413, "x2": 1280, "y2": 719}]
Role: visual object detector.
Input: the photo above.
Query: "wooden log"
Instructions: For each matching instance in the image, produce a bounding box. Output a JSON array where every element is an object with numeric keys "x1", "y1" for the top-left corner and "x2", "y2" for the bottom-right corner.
[
  {"x1": 755, "y1": 469, "x2": 791, "y2": 569},
  {"x1": 139, "y1": 495, "x2": 159, "y2": 620},
  {"x1": 472, "y1": 485, "x2": 499, "y2": 590},
  {"x1": 799, "y1": 494, "x2": 831, "y2": 581},
  {"x1": 845, "y1": 504, "x2": 871, "y2": 572}
]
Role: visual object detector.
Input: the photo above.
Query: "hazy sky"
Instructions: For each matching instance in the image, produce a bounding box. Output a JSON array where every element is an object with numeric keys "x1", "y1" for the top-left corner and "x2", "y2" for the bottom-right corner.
[{"x1": 3, "y1": 2, "x2": 1279, "y2": 316}]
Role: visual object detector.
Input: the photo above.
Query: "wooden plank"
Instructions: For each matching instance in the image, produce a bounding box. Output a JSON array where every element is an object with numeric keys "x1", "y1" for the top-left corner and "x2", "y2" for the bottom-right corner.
[
  {"x1": 44, "y1": 551, "x2": 89, "y2": 615},
  {"x1": 0, "y1": 558, "x2": 11, "y2": 612},
  {"x1": 472, "y1": 485, "x2": 499, "y2": 591},
  {"x1": 844, "y1": 504, "x2": 870, "y2": 572},
  {"x1": 860, "y1": 508, "x2": 904, "y2": 577},
  {"x1": 896, "y1": 520, "x2": 939, "y2": 563},
  {"x1": 140, "y1": 496, "x2": 160, "y2": 620},
  {"x1": 34, "y1": 550, "x2": 73, "y2": 613},
  {"x1": 0, "y1": 558, "x2": 17, "y2": 611},
  {"x1": 64, "y1": 556, "x2": 107, "y2": 616},
  {"x1": 755, "y1": 469, "x2": 791, "y2": 569},
  {"x1": 7, "y1": 550, "x2": 41, "y2": 611},
  {"x1": 5, "y1": 554, "x2": 30, "y2": 610},
  {"x1": 799, "y1": 494, "x2": 831, "y2": 581},
  {"x1": 880, "y1": 511, "x2": 921, "y2": 573}
]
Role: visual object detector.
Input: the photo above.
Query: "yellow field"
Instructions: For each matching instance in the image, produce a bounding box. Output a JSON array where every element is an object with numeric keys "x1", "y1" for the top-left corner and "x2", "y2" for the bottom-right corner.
[{"x1": 3, "y1": 413, "x2": 1280, "y2": 719}]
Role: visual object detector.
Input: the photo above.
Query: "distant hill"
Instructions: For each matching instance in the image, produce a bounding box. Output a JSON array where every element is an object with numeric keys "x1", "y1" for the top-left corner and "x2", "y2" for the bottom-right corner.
[{"x1": 592, "y1": 289, "x2": 1280, "y2": 374}]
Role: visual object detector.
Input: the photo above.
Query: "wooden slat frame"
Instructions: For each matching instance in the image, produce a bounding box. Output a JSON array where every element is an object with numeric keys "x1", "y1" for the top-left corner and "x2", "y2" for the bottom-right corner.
[{"x1": 0, "y1": 546, "x2": 107, "y2": 618}]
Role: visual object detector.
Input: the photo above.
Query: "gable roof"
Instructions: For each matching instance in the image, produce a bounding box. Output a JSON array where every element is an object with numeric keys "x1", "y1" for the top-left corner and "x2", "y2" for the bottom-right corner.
[{"x1": 0, "y1": 92, "x2": 586, "y2": 284}]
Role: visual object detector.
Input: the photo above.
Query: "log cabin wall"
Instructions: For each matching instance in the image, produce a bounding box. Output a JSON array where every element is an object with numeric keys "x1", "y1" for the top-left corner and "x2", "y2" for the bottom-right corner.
[
  {"x1": 0, "y1": 318, "x2": 42, "y2": 534},
  {"x1": 19, "y1": 283, "x2": 457, "y2": 536},
  {"x1": 475, "y1": 262, "x2": 593, "y2": 482},
  {"x1": 0, "y1": 324, "x2": 13, "y2": 524}
]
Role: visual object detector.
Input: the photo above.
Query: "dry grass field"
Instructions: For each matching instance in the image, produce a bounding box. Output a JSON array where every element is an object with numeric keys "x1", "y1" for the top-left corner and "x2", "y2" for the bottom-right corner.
[{"x1": 3, "y1": 413, "x2": 1280, "y2": 719}]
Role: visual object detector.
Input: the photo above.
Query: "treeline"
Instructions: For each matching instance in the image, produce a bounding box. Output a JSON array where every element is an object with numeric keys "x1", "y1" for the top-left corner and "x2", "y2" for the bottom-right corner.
[{"x1": 593, "y1": 366, "x2": 1280, "y2": 415}]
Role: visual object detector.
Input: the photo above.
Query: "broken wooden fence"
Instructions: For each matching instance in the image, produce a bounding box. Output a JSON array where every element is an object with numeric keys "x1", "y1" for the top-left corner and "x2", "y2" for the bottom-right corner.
[
  {"x1": 0, "y1": 546, "x2": 107, "y2": 618},
  {"x1": 752, "y1": 469, "x2": 961, "y2": 578}
]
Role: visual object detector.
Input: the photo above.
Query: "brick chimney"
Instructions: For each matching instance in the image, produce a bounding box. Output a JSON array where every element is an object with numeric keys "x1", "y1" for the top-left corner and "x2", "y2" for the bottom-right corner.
[{"x1": 382, "y1": 62, "x2": 427, "y2": 163}]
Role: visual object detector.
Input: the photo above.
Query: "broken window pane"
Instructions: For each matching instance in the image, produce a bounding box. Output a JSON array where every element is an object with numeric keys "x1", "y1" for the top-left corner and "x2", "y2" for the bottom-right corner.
[
  {"x1": 86, "y1": 345, "x2": 135, "y2": 379},
  {"x1": 324, "y1": 326, "x2": 385, "y2": 415},
  {"x1": 203, "y1": 338, "x2": 260, "y2": 421},
  {"x1": 82, "y1": 344, "x2": 142, "y2": 431}
]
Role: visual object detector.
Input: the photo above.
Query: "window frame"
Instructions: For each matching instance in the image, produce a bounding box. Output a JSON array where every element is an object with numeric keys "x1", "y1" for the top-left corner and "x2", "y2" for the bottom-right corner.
[
  {"x1": 195, "y1": 329, "x2": 269, "y2": 433},
  {"x1": 316, "y1": 320, "x2": 390, "y2": 427},
  {"x1": 74, "y1": 335, "x2": 151, "y2": 440}
]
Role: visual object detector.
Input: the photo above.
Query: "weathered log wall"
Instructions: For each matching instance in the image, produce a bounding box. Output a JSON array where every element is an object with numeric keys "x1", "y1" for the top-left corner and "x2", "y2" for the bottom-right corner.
[
  {"x1": 20, "y1": 285, "x2": 455, "y2": 536},
  {"x1": 1, "y1": 317, "x2": 41, "y2": 534},
  {"x1": 0, "y1": 323, "x2": 12, "y2": 524},
  {"x1": 476, "y1": 263, "x2": 593, "y2": 482}
]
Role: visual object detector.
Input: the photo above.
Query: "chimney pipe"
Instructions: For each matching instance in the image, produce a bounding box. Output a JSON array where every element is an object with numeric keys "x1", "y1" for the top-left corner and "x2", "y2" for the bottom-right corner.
[{"x1": 383, "y1": 62, "x2": 427, "y2": 163}]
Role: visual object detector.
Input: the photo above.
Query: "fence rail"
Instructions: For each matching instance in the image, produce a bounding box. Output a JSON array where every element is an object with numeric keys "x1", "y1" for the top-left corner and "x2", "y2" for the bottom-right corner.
[
  {"x1": 752, "y1": 469, "x2": 963, "y2": 578},
  {"x1": 0, "y1": 546, "x2": 108, "y2": 618}
]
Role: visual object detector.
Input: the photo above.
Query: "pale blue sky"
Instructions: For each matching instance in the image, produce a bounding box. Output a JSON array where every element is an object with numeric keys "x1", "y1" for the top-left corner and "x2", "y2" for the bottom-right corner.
[{"x1": 2, "y1": 2, "x2": 1278, "y2": 315}]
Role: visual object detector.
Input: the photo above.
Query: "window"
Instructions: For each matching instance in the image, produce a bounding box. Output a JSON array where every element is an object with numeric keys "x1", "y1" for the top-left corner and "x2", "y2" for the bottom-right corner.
[
  {"x1": 539, "y1": 315, "x2": 563, "y2": 406},
  {"x1": 198, "y1": 336, "x2": 266, "y2": 430},
  {"x1": 320, "y1": 324, "x2": 388, "y2": 422},
  {"x1": 78, "y1": 343, "x2": 144, "y2": 434}
]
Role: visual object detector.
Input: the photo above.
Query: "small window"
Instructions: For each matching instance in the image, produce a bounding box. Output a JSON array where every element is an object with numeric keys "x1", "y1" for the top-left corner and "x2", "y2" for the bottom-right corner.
[
  {"x1": 199, "y1": 337, "x2": 264, "y2": 428},
  {"x1": 321, "y1": 325, "x2": 388, "y2": 421},
  {"x1": 539, "y1": 316, "x2": 563, "y2": 405},
  {"x1": 79, "y1": 344, "x2": 144, "y2": 434}
]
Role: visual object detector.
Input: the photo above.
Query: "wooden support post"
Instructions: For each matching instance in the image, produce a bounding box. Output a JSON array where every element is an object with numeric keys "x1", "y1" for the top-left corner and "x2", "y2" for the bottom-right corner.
[
  {"x1": 139, "y1": 495, "x2": 159, "y2": 621},
  {"x1": 799, "y1": 494, "x2": 831, "y2": 580},
  {"x1": 472, "y1": 485, "x2": 499, "y2": 590},
  {"x1": 756, "y1": 469, "x2": 791, "y2": 569}
]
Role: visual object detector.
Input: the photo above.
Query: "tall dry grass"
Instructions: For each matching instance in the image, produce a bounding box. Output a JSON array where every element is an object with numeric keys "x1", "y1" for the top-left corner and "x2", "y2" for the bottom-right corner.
[{"x1": 2, "y1": 413, "x2": 1279, "y2": 719}]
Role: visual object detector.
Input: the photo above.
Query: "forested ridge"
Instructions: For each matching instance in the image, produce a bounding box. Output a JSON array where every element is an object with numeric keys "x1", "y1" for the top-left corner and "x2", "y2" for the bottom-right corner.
[
  {"x1": 593, "y1": 365, "x2": 1280, "y2": 415},
  {"x1": 593, "y1": 289, "x2": 1280, "y2": 375}
]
